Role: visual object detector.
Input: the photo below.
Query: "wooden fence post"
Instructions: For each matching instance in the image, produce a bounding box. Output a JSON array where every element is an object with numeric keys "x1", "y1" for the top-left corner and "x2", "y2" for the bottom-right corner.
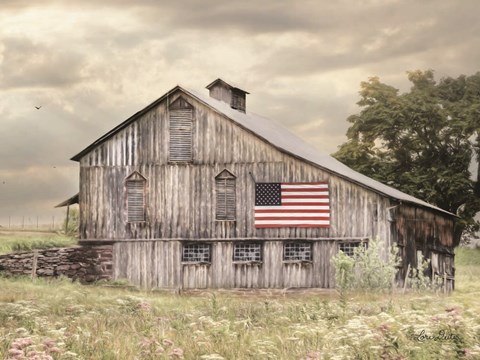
[
  {"x1": 403, "y1": 264, "x2": 410, "y2": 294},
  {"x1": 32, "y1": 250, "x2": 38, "y2": 279},
  {"x1": 443, "y1": 272, "x2": 447, "y2": 294}
]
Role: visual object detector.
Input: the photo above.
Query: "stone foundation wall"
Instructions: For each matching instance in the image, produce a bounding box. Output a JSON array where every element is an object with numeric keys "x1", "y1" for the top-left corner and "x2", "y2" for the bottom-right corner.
[{"x1": 0, "y1": 245, "x2": 113, "y2": 283}]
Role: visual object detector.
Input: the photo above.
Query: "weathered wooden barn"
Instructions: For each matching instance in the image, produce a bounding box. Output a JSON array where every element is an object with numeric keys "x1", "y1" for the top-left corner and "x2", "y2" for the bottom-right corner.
[{"x1": 68, "y1": 78, "x2": 457, "y2": 290}]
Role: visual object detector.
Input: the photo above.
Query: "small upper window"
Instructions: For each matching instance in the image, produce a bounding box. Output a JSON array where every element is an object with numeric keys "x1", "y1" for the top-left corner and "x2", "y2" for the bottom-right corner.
[
  {"x1": 283, "y1": 242, "x2": 312, "y2": 262},
  {"x1": 126, "y1": 172, "x2": 146, "y2": 222},
  {"x1": 215, "y1": 170, "x2": 236, "y2": 220},
  {"x1": 182, "y1": 243, "x2": 211, "y2": 263},
  {"x1": 169, "y1": 97, "x2": 194, "y2": 163},
  {"x1": 233, "y1": 243, "x2": 262, "y2": 262}
]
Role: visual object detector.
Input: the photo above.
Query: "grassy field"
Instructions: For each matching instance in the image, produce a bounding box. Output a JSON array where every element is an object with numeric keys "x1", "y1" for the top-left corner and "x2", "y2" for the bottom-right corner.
[
  {"x1": 0, "y1": 231, "x2": 77, "y2": 255},
  {"x1": 0, "y1": 246, "x2": 479, "y2": 359}
]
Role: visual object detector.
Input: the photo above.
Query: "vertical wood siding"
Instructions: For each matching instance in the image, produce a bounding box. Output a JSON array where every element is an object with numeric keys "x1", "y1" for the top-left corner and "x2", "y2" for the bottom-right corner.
[
  {"x1": 79, "y1": 162, "x2": 388, "y2": 241},
  {"x1": 78, "y1": 91, "x2": 389, "y2": 242},
  {"x1": 392, "y1": 204, "x2": 455, "y2": 290},
  {"x1": 113, "y1": 240, "x2": 336, "y2": 289}
]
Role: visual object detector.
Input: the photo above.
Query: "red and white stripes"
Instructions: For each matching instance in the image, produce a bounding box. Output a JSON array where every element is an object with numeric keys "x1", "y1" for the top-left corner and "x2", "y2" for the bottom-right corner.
[{"x1": 255, "y1": 183, "x2": 330, "y2": 228}]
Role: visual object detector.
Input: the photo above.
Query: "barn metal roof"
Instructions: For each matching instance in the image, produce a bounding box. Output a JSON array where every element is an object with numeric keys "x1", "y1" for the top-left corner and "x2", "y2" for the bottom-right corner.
[
  {"x1": 55, "y1": 193, "x2": 79, "y2": 208},
  {"x1": 71, "y1": 84, "x2": 455, "y2": 217}
]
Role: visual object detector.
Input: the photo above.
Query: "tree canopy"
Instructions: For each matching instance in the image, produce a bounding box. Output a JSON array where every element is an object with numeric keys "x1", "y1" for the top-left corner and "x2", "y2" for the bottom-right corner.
[{"x1": 333, "y1": 70, "x2": 480, "y2": 243}]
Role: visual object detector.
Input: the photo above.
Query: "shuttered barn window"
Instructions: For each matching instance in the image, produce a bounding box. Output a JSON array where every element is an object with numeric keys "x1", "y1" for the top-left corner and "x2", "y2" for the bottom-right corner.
[
  {"x1": 283, "y1": 242, "x2": 312, "y2": 261},
  {"x1": 169, "y1": 97, "x2": 193, "y2": 163},
  {"x1": 126, "y1": 172, "x2": 146, "y2": 222},
  {"x1": 230, "y1": 91, "x2": 245, "y2": 112},
  {"x1": 215, "y1": 170, "x2": 236, "y2": 220}
]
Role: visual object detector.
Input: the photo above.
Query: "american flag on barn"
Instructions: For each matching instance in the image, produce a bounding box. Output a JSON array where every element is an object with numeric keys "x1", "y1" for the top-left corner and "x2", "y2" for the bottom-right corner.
[{"x1": 254, "y1": 182, "x2": 330, "y2": 228}]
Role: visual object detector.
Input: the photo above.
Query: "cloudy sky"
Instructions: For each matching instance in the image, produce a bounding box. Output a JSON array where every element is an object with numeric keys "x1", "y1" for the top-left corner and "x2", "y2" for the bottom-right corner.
[{"x1": 1, "y1": 0, "x2": 479, "y2": 227}]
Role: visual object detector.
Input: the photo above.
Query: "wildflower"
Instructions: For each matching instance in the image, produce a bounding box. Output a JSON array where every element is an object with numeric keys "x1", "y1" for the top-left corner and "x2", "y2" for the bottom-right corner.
[
  {"x1": 163, "y1": 338, "x2": 174, "y2": 347},
  {"x1": 42, "y1": 338, "x2": 57, "y2": 349},
  {"x1": 169, "y1": 348, "x2": 184, "y2": 358},
  {"x1": 138, "y1": 301, "x2": 152, "y2": 312},
  {"x1": 63, "y1": 351, "x2": 78, "y2": 357},
  {"x1": 199, "y1": 354, "x2": 225, "y2": 360},
  {"x1": 378, "y1": 323, "x2": 391, "y2": 333},
  {"x1": 8, "y1": 348, "x2": 24, "y2": 357},
  {"x1": 47, "y1": 347, "x2": 61, "y2": 353},
  {"x1": 140, "y1": 337, "x2": 159, "y2": 348},
  {"x1": 304, "y1": 351, "x2": 321, "y2": 360},
  {"x1": 12, "y1": 337, "x2": 33, "y2": 349}
]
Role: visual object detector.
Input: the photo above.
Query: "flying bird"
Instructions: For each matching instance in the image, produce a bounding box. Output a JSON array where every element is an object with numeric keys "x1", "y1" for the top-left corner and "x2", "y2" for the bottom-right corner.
[{"x1": 35, "y1": 106, "x2": 42, "y2": 110}]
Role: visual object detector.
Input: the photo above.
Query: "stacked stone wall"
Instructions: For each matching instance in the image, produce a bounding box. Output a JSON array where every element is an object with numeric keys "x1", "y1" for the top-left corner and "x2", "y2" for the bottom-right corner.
[{"x1": 0, "y1": 245, "x2": 113, "y2": 283}]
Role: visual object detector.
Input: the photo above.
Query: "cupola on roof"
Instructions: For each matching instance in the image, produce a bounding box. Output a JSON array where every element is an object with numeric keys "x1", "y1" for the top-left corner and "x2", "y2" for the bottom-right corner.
[{"x1": 206, "y1": 78, "x2": 249, "y2": 113}]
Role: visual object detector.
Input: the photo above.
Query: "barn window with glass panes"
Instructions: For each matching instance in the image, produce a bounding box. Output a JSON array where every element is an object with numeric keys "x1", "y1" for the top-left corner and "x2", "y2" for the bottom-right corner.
[
  {"x1": 338, "y1": 241, "x2": 365, "y2": 257},
  {"x1": 283, "y1": 242, "x2": 312, "y2": 261},
  {"x1": 182, "y1": 244, "x2": 211, "y2": 263},
  {"x1": 233, "y1": 243, "x2": 262, "y2": 262}
]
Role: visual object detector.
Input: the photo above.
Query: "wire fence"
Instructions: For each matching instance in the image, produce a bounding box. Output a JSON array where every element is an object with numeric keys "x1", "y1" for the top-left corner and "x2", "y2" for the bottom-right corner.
[{"x1": 0, "y1": 216, "x2": 63, "y2": 232}]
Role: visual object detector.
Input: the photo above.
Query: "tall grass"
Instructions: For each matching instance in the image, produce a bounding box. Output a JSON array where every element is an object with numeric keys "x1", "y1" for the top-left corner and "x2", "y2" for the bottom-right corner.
[
  {"x1": 0, "y1": 250, "x2": 479, "y2": 359},
  {"x1": 0, "y1": 231, "x2": 77, "y2": 255},
  {"x1": 455, "y1": 247, "x2": 480, "y2": 295}
]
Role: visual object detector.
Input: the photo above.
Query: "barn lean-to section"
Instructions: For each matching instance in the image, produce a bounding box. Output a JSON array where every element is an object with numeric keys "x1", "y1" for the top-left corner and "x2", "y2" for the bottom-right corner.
[{"x1": 70, "y1": 79, "x2": 457, "y2": 290}]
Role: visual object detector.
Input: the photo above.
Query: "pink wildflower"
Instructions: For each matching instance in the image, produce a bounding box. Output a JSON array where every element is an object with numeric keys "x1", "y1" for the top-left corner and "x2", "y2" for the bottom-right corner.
[
  {"x1": 8, "y1": 348, "x2": 24, "y2": 357},
  {"x1": 163, "y1": 338, "x2": 174, "y2": 347},
  {"x1": 12, "y1": 337, "x2": 33, "y2": 349},
  {"x1": 42, "y1": 338, "x2": 56, "y2": 348},
  {"x1": 138, "y1": 302, "x2": 152, "y2": 312},
  {"x1": 304, "y1": 351, "x2": 320, "y2": 360},
  {"x1": 47, "y1": 347, "x2": 61, "y2": 353},
  {"x1": 169, "y1": 348, "x2": 184, "y2": 358}
]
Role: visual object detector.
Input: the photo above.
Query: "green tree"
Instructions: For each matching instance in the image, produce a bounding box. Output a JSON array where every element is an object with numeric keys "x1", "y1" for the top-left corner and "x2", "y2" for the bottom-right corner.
[{"x1": 334, "y1": 70, "x2": 480, "y2": 244}]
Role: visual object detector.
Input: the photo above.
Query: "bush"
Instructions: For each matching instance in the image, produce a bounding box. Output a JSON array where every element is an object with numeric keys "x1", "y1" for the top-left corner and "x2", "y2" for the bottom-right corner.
[{"x1": 332, "y1": 238, "x2": 400, "y2": 292}]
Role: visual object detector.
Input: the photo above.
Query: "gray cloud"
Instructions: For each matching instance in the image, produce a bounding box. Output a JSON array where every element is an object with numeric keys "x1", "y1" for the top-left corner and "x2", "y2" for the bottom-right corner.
[
  {"x1": 1, "y1": 0, "x2": 479, "y2": 225},
  {"x1": 0, "y1": 37, "x2": 86, "y2": 89}
]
